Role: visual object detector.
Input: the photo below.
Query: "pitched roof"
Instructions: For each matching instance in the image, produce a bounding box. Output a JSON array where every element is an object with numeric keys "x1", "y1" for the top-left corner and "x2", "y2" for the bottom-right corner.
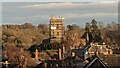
[
  {"x1": 98, "y1": 54, "x2": 120, "y2": 67},
  {"x1": 88, "y1": 45, "x2": 108, "y2": 53},
  {"x1": 84, "y1": 56, "x2": 108, "y2": 68}
]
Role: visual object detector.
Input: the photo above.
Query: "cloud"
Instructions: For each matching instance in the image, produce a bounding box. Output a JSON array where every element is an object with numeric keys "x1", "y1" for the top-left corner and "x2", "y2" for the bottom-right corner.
[
  {"x1": 21, "y1": 3, "x2": 79, "y2": 9},
  {"x1": 3, "y1": 2, "x2": 117, "y2": 15},
  {"x1": 60, "y1": 13, "x2": 117, "y2": 19},
  {"x1": 100, "y1": 0, "x2": 118, "y2": 3},
  {"x1": 21, "y1": 2, "x2": 117, "y2": 11},
  {"x1": 2, "y1": 0, "x2": 119, "y2": 2},
  {"x1": 8, "y1": 12, "x2": 116, "y2": 22},
  {"x1": 2, "y1": 2, "x2": 118, "y2": 26},
  {"x1": 3, "y1": 15, "x2": 50, "y2": 22}
]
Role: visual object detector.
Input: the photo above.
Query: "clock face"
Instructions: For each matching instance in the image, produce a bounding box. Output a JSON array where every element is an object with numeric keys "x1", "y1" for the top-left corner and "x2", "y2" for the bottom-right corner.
[{"x1": 51, "y1": 26, "x2": 56, "y2": 29}]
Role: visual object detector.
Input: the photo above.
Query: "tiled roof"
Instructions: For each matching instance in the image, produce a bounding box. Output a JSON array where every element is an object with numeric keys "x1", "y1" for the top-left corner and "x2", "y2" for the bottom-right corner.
[
  {"x1": 88, "y1": 45, "x2": 108, "y2": 53},
  {"x1": 98, "y1": 54, "x2": 120, "y2": 67},
  {"x1": 84, "y1": 56, "x2": 108, "y2": 68}
]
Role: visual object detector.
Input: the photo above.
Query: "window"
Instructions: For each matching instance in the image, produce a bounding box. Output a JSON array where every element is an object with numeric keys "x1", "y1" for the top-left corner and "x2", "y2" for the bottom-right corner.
[
  {"x1": 57, "y1": 32, "x2": 59, "y2": 36},
  {"x1": 57, "y1": 24, "x2": 59, "y2": 29}
]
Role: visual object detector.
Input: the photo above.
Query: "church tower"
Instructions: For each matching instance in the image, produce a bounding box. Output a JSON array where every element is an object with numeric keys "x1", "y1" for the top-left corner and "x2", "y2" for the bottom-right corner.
[{"x1": 49, "y1": 16, "x2": 64, "y2": 43}]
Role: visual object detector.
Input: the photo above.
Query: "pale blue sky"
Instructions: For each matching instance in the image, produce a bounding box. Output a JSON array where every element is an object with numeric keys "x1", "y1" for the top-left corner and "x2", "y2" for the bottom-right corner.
[{"x1": 2, "y1": 1, "x2": 118, "y2": 27}]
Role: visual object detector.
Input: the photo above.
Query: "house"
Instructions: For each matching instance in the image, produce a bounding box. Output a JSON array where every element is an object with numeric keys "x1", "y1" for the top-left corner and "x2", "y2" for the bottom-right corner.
[
  {"x1": 71, "y1": 45, "x2": 91, "y2": 60},
  {"x1": 88, "y1": 44, "x2": 113, "y2": 56}
]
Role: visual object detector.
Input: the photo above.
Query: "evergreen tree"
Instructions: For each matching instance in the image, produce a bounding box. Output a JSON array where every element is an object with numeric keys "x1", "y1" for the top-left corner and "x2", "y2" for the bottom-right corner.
[
  {"x1": 91, "y1": 19, "x2": 102, "y2": 42},
  {"x1": 82, "y1": 19, "x2": 102, "y2": 44}
]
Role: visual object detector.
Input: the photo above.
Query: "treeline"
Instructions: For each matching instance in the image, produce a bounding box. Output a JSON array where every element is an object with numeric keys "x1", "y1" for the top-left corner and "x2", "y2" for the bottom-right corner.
[
  {"x1": 2, "y1": 23, "x2": 49, "y2": 49},
  {"x1": 104, "y1": 23, "x2": 120, "y2": 48},
  {"x1": 1, "y1": 21, "x2": 120, "y2": 67},
  {"x1": 1, "y1": 22, "x2": 120, "y2": 49},
  {"x1": 2, "y1": 23, "x2": 50, "y2": 67}
]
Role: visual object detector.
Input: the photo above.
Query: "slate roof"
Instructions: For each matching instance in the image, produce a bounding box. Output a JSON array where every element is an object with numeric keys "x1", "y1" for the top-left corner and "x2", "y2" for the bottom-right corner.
[{"x1": 71, "y1": 45, "x2": 91, "y2": 59}]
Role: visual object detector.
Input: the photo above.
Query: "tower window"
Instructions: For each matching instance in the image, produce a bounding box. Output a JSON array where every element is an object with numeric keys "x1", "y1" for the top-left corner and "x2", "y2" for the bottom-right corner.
[
  {"x1": 57, "y1": 32, "x2": 59, "y2": 36},
  {"x1": 57, "y1": 24, "x2": 59, "y2": 29}
]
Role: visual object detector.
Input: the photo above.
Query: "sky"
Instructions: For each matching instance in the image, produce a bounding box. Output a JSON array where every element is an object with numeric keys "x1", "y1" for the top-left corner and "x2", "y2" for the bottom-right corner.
[
  {"x1": 2, "y1": 0, "x2": 118, "y2": 27},
  {"x1": 1, "y1": 0, "x2": 119, "y2": 2}
]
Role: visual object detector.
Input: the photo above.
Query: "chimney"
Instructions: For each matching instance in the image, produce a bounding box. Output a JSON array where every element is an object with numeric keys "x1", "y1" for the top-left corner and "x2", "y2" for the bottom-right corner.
[
  {"x1": 35, "y1": 49, "x2": 39, "y2": 60},
  {"x1": 58, "y1": 48, "x2": 62, "y2": 60},
  {"x1": 62, "y1": 45, "x2": 65, "y2": 59}
]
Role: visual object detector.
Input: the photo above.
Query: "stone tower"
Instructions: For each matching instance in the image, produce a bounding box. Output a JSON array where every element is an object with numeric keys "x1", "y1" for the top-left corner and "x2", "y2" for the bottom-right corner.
[{"x1": 49, "y1": 16, "x2": 64, "y2": 43}]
